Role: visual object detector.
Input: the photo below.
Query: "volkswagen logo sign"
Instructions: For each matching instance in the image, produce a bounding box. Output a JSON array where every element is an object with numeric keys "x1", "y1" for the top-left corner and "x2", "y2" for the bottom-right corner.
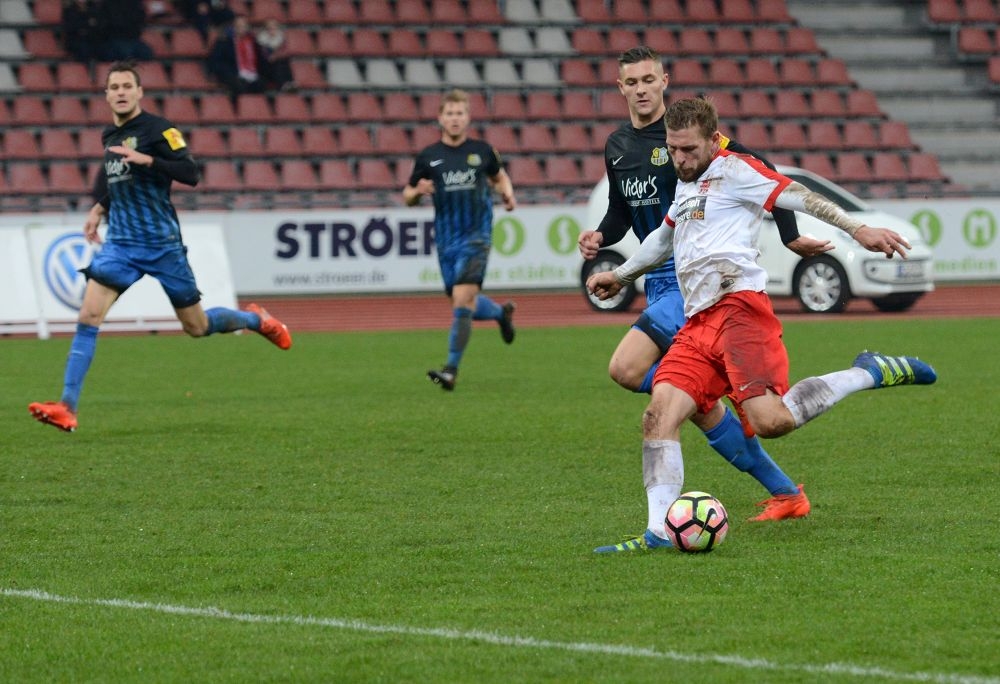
[{"x1": 43, "y1": 232, "x2": 97, "y2": 311}]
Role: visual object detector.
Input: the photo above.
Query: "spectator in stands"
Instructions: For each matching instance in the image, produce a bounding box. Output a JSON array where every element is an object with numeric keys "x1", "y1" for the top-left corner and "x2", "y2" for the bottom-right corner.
[
  {"x1": 177, "y1": 0, "x2": 236, "y2": 41},
  {"x1": 256, "y1": 18, "x2": 295, "y2": 92},
  {"x1": 206, "y1": 15, "x2": 266, "y2": 98},
  {"x1": 402, "y1": 89, "x2": 518, "y2": 392},
  {"x1": 94, "y1": 0, "x2": 154, "y2": 61},
  {"x1": 27, "y1": 60, "x2": 292, "y2": 434},
  {"x1": 61, "y1": 0, "x2": 100, "y2": 63}
]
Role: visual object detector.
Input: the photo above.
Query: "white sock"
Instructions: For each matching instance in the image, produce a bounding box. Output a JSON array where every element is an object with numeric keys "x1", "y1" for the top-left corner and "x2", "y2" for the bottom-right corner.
[
  {"x1": 643, "y1": 439, "x2": 683, "y2": 538},
  {"x1": 783, "y1": 368, "x2": 873, "y2": 427}
]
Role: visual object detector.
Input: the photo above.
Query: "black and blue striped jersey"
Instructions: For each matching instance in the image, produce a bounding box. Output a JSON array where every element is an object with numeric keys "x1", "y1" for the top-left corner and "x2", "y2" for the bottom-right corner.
[
  {"x1": 408, "y1": 139, "x2": 502, "y2": 253},
  {"x1": 93, "y1": 111, "x2": 199, "y2": 246}
]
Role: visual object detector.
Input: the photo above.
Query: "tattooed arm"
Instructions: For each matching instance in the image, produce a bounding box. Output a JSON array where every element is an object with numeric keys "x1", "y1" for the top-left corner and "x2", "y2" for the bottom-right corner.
[{"x1": 775, "y1": 181, "x2": 911, "y2": 259}]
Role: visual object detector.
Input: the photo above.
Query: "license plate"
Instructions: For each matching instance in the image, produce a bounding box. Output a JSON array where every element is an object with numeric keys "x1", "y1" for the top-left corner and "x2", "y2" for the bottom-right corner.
[{"x1": 896, "y1": 261, "x2": 924, "y2": 278}]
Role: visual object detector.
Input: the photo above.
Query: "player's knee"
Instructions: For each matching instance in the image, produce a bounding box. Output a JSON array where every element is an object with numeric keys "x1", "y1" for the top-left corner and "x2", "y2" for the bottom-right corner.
[
  {"x1": 181, "y1": 320, "x2": 209, "y2": 337},
  {"x1": 608, "y1": 359, "x2": 643, "y2": 391},
  {"x1": 746, "y1": 410, "x2": 794, "y2": 438}
]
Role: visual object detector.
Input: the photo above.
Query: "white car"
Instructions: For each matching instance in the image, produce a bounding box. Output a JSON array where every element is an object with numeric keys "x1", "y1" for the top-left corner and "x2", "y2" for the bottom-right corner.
[{"x1": 580, "y1": 166, "x2": 935, "y2": 314}]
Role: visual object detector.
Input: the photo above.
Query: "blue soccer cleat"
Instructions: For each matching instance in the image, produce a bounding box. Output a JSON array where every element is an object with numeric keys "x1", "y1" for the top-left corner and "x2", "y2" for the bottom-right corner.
[
  {"x1": 852, "y1": 351, "x2": 937, "y2": 388},
  {"x1": 594, "y1": 528, "x2": 673, "y2": 553}
]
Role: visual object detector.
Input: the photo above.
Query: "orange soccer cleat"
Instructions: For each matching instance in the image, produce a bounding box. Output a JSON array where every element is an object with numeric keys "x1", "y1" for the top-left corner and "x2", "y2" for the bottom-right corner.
[
  {"x1": 28, "y1": 401, "x2": 78, "y2": 432},
  {"x1": 749, "y1": 484, "x2": 811, "y2": 522},
  {"x1": 246, "y1": 303, "x2": 292, "y2": 350}
]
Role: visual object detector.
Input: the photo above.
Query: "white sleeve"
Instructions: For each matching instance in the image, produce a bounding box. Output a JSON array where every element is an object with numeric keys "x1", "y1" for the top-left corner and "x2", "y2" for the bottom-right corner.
[{"x1": 612, "y1": 217, "x2": 675, "y2": 284}]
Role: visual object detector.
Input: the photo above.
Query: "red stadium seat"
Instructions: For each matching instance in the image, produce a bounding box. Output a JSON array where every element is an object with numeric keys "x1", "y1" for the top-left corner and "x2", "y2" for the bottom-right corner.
[
  {"x1": 7, "y1": 163, "x2": 48, "y2": 193},
  {"x1": 201, "y1": 161, "x2": 244, "y2": 191},
  {"x1": 571, "y1": 27, "x2": 606, "y2": 55},
  {"x1": 845, "y1": 90, "x2": 883, "y2": 116},
  {"x1": 734, "y1": 122, "x2": 770, "y2": 151},
  {"x1": 962, "y1": 0, "x2": 996, "y2": 22},
  {"x1": 39, "y1": 129, "x2": 81, "y2": 159},
  {"x1": 575, "y1": 0, "x2": 612, "y2": 22},
  {"x1": 683, "y1": 0, "x2": 722, "y2": 22},
  {"x1": 756, "y1": 0, "x2": 793, "y2": 22},
  {"x1": 525, "y1": 92, "x2": 561, "y2": 120},
  {"x1": 607, "y1": 28, "x2": 642, "y2": 55},
  {"x1": 357, "y1": 159, "x2": 397, "y2": 189},
  {"x1": 48, "y1": 162, "x2": 89, "y2": 193},
  {"x1": 462, "y1": 28, "x2": 499, "y2": 56},
  {"x1": 714, "y1": 28, "x2": 751, "y2": 56},
  {"x1": 373, "y1": 126, "x2": 412, "y2": 153},
  {"x1": 302, "y1": 126, "x2": 337, "y2": 154},
  {"x1": 834, "y1": 152, "x2": 873, "y2": 182},
  {"x1": 704, "y1": 90, "x2": 738, "y2": 119},
  {"x1": 350, "y1": 29, "x2": 388, "y2": 55},
  {"x1": 314, "y1": 28, "x2": 352, "y2": 56},
  {"x1": 798, "y1": 152, "x2": 836, "y2": 179},
  {"x1": 23, "y1": 29, "x2": 64, "y2": 57},
  {"x1": 667, "y1": 58, "x2": 706, "y2": 87},
  {"x1": 545, "y1": 158, "x2": 584, "y2": 185},
  {"x1": 250, "y1": 0, "x2": 285, "y2": 22},
  {"x1": 581, "y1": 155, "x2": 607, "y2": 182},
  {"x1": 382, "y1": 92, "x2": 419, "y2": 122},
  {"x1": 877, "y1": 121, "x2": 917, "y2": 150},
  {"x1": 770, "y1": 121, "x2": 808, "y2": 151},
  {"x1": 287, "y1": 1, "x2": 323, "y2": 23},
  {"x1": 430, "y1": 0, "x2": 468, "y2": 23},
  {"x1": 187, "y1": 128, "x2": 228, "y2": 156},
  {"x1": 2, "y1": 129, "x2": 41, "y2": 159},
  {"x1": 518, "y1": 124, "x2": 557, "y2": 153},
  {"x1": 772, "y1": 91, "x2": 810, "y2": 118},
  {"x1": 561, "y1": 90, "x2": 597, "y2": 119},
  {"x1": 280, "y1": 160, "x2": 321, "y2": 191},
  {"x1": 554, "y1": 123, "x2": 594, "y2": 153},
  {"x1": 842, "y1": 121, "x2": 879, "y2": 150},
  {"x1": 272, "y1": 93, "x2": 312, "y2": 124},
  {"x1": 482, "y1": 125, "x2": 520, "y2": 153},
  {"x1": 323, "y1": 1, "x2": 359, "y2": 23},
  {"x1": 281, "y1": 28, "x2": 316, "y2": 57},
  {"x1": 227, "y1": 126, "x2": 265, "y2": 156},
  {"x1": 561, "y1": 59, "x2": 598, "y2": 86},
  {"x1": 809, "y1": 90, "x2": 846, "y2": 117},
  {"x1": 738, "y1": 90, "x2": 774, "y2": 118},
  {"x1": 236, "y1": 94, "x2": 274, "y2": 123},
  {"x1": 678, "y1": 28, "x2": 714, "y2": 56},
  {"x1": 784, "y1": 28, "x2": 821, "y2": 54},
  {"x1": 200, "y1": 94, "x2": 238, "y2": 124},
  {"x1": 337, "y1": 125, "x2": 375, "y2": 155},
  {"x1": 815, "y1": 58, "x2": 853, "y2": 86},
  {"x1": 491, "y1": 92, "x2": 527, "y2": 120},
  {"x1": 356, "y1": 2, "x2": 395, "y2": 23},
  {"x1": 505, "y1": 157, "x2": 546, "y2": 186},
  {"x1": 643, "y1": 28, "x2": 679, "y2": 54},
  {"x1": 242, "y1": 160, "x2": 281, "y2": 191},
  {"x1": 12, "y1": 96, "x2": 49, "y2": 125},
  {"x1": 172, "y1": 61, "x2": 215, "y2": 90},
  {"x1": 425, "y1": 29, "x2": 463, "y2": 57},
  {"x1": 289, "y1": 60, "x2": 326, "y2": 89},
  {"x1": 906, "y1": 153, "x2": 947, "y2": 182},
  {"x1": 310, "y1": 93, "x2": 349, "y2": 122},
  {"x1": 748, "y1": 28, "x2": 784, "y2": 55},
  {"x1": 744, "y1": 58, "x2": 780, "y2": 87},
  {"x1": 161, "y1": 95, "x2": 200, "y2": 126},
  {"x1": 18, "y1": 63, "x2": 57, "y2": 91},
  {"x1": 467, "y1": 0, "x2": 505, "y2": 23},
  {"x1": 957, "y1": 27, "x2": 994, "y2": 54},
  {"x1": 718, "y1": 0, "x2": 756, "y2": 22},
  {"x1": 805, "y1": 121, "x2": 844, "y2": 150},
  {"x1": 387, "y1": 29, "x2": 423, "y2": 57},
  {"x1": 170, "y1": 27, "x2": 208, "y2": 58},
  {"x1": 777, "y1": 58, "x2": 814, "y2": 86},
  {"x1": 319, "y1": 159, "x2": 355, "y2": 189},
  {"x1": 396, "y1": 1, "x2": 432, "y2": 23},
  {"x1": 871, "y1": 152, "x2": 908, "y2": 182},
  {"x1": 264, "y1": 127, "x2": 303, "y2": 156}
]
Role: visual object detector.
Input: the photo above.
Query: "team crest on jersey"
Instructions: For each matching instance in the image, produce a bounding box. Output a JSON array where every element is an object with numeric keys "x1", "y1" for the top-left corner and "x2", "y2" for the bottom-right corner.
[
  {"x1": 650, "y1": 147, "x2": 669, "y2": 166},
  {"x1": 466, "y1": 153, "x2": 482, "y2": 166},
  {"x1": 162, "y1": 127, "x2": 187, "y2": 150},
  {"x1": 121, "y1": 136, "x2": 138, "y2": 150}
]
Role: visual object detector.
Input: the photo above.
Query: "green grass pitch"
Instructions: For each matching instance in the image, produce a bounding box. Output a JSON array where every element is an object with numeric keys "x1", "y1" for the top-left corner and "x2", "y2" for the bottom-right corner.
[{"x1": 1, "y1": 316, "x2": 997, "y2": 683}]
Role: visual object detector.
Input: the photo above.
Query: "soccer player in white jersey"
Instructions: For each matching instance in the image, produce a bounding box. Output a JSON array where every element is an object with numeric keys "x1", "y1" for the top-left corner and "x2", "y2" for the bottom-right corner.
[{"x1": 586, "y1": 98, "x2": 937, "y2": 551}]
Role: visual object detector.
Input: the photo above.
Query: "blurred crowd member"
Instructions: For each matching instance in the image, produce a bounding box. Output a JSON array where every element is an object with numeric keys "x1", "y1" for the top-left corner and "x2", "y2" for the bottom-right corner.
[
  {"x1": 256, "y1": 18, "x2": 295, "y2": 91},
  {"x1": 61, "y1": 0, "x2": 100, "y2": 63},
  {"x1": 177, "y1": 0, "x2": 236, "y2": 40},
  {"x1": 206, "y1": 15, "x2": 266, "y2": 97},
  {"x1": 94, "y1": 0, "x2": 154, "y2": 61}
]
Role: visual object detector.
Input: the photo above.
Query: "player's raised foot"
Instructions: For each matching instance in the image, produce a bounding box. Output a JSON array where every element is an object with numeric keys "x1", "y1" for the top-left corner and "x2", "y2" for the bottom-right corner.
[
  {"x1": 428, "y1": 366, "x2": 457, "y2": 391},
  {"x1": 852, "y1": 351, "x2": 936, "y2": 388},
  {"x1": 246, "y1": 303, "x2": 292, "y2": 350},
  {"x1": 498, "y1": 301, "x2": 516, "y2": 344},
  {"x1": 749, "y1": 484, "x2": 811, "y2": 522},
  {"x1": 594, "y1": 528, "x2": 672, "y2": 553},
  {"x1": 28, "y1": 401, "x2": 77, "y2": 433}
]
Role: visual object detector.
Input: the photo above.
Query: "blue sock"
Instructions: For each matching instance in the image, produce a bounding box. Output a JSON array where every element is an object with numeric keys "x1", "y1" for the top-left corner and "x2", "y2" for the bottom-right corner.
[
  {"x1": 60, "y1": 323, "x2": 99, "y2": 411},
  {"x1": 472, "y1": 294, "x2": 502, "y2": 321},
  {"x1": 704, "y1": 407, "x2": 798, "y2": 496},
  {"x1": 446, "y1": 307, "x2": 473, "y2": 369},
  {"x1": 205, "y1": 307, "x2": 257, "y2": 335}
]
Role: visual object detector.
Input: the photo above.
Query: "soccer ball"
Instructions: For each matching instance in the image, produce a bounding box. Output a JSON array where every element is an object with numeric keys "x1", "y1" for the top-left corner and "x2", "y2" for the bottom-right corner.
[{"x1": 664, "y1": 491, "x2": 729, "y2": 552}]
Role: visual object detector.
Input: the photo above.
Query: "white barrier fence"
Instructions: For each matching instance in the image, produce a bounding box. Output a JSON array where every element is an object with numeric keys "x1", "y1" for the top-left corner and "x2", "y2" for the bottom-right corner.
[{"x1": 2, "y1": 199, "x2": 998, "y2": 338}]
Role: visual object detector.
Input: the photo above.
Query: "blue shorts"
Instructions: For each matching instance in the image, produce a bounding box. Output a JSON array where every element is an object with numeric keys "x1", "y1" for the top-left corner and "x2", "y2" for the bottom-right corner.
[
  {"x1": 83, "y1": 241, "x2": 202, "y2": 308},
  {"x1": 633, "y1": 277, "x2": 686, "y2": 354},
  {"x1": 438, "y1": 242, "x2": 490, "y2": 296}
]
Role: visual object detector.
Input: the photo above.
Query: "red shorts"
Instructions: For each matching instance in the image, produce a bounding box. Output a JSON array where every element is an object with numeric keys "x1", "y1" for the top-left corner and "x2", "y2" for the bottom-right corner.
[{"x1": 653, "y1": 290, "x2": 789, "y2": 415}]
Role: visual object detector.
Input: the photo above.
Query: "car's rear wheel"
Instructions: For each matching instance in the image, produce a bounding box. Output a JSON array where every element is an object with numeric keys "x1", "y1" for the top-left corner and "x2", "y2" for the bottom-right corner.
[
  {"x1": 580, "y1": 250, "x2": 638, "y2": 313},
  {"x1": 793, "y1": 256, "x2": 850, "y2": 313},
  {"x1": 870, "y1": 292, "x2": 923, "y2": 312}
]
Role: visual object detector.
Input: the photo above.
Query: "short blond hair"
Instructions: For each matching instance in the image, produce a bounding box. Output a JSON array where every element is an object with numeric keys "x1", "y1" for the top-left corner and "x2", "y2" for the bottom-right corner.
[{"x1": 439, "y1": 88, "x2": 470, "y2": 113}]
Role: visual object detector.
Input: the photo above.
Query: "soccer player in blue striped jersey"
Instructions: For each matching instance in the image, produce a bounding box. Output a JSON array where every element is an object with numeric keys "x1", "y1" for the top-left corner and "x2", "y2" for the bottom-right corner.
[
  {"x1": 28, "y1": 61, "x2": 291, "y2": 433},
  {"x1": 403, "y1": 89, "x2": 517, "y2": 391}
]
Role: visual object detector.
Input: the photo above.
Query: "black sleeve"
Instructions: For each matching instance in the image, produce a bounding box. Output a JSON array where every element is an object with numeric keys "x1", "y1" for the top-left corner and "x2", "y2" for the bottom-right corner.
[
  {"x1": 727, "y1": 139, "x2": 801, "y2": 245},
  {"x1": 595, "y1": 158, "x2": 632, "y2": 246},
  {"x1": 92, "y1": 164, "x2": 109, "y2": 209},
  {"x1": 151, "y1": 155, "x2": 200, "y2": 186}
]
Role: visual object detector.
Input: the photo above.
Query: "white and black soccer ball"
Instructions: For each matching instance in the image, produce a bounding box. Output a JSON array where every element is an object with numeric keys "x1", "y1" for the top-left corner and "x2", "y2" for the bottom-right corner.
[{"x1": 665, "y1": 491, "x2": 729, "y2": 552}]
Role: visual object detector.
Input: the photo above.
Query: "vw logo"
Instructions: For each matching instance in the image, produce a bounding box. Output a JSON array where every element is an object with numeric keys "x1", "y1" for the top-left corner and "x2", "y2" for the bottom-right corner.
[{"x1": 43, "y1": 233, "x2": 97, "y2": 311}]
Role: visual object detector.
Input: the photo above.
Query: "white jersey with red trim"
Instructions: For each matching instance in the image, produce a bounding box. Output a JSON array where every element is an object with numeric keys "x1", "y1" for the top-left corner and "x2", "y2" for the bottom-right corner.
[{"x1": 665, "y1": 150, "x2": 791, "y2": 317}]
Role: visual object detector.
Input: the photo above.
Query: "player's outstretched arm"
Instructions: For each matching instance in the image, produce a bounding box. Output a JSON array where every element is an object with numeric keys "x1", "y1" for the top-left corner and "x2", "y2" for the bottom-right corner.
[{"x1": 775, "y1": 182, "x2": 910, "y2": 259}]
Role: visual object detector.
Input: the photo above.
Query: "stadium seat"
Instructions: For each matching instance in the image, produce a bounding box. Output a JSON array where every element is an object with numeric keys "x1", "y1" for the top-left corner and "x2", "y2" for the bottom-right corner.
[
  {"x1": 545, "y1": 157, "x2": 584, "y2": 185},
  {"x1": 279, "y1": 159, "x2": 320, "y2": 191},
  {"x1": 772, "y1": 91, "x2": 811, "y2": 118},
  {"x1": 48, "y1": 161, "x2": 89, "y2": 193},
  {"x1": 172, "y1": 61, "x2": 215, "y2": 90},
  {"x1": 756, "y1": 0, "x2": 793, "y2": 22},
  {"x1": 7, "y1": 163, "x2": 47, "y2": 193},
  {"x1": 382, "y1": 92, "x2": 419, "y2": 122},
  {"x1": 682, "y1": 0, "x2": 721, "y2": 22},
  {"x1": 647, "y1": 0, "x2": 684, "y2": 22},
  {"x1": 798, "y1": 152, "x2": 837, "y2": 179},
  {"x1": 491, "y1": 92, "x2": 527, "y2": 120},
  {"x1": 777, "y1": 58, "x2": 814, "y2": 86},
  {"x1": 77, "y1": 132, "x2": 105, "y2": 159},
  {"x1": 351, "y1": 28, "x2": 389, "y2": 56},
  {"x1": 962, "y1": 0, "x2": 996, "y2": 22},
  {"x1": 200, "y1": 94, "x2": 238, "y2": 125},
  {"x1": 505, "y1": 157, "x2": 546, "y2": 187},
  {"x1": 337, "y1": 125, "x2": 375, "y2": 155},
  {"x1": 667, "y1": 58, "x2": 706, "y2": 87},
  {"x1": 2, "y1": 129, "x2": 41, "y2": 159},
  {"x1": 581, "y1": 155, "x2": 607, "y2": 182},
  {"x1": 430, "y1": 0, "x2": 467, "y2": 23},
  {"x1": 315, "y1": 28, "x2": 351, "y2": 56},
  {"x1": 643, "y1": 28, "x2": 679, "y2": 54},
  {"x1": 809, "y1": 90, "x2": 846, "y2": 117},
  {"x1": 201, "y1": 161, "x2": 243, "y2": 192},
  {"x1": 784, "y1": 28, "x2": 821, "y2": 54},
  {"x1": 161, "y1": 95, "x2": 200, "y2": 126},
  {"x1": 0, "y1": 98, "x2": 12, "y2": 126},
  {"x1": 744, "y1": 58, "x2": 780, "y2": 87},
  {"x1": 989, "y1": 56, "x2": 1000, "y2": 84},
  {"x1": 443, "y1": 59, "x2": 482, "y2": 87},
  {"x1": 462, "y1": 28, "x2": 500, "y2": 57},
  {"x1": 290, "y1": 60, "x2": 327, "y2": 89},
  {"x1": 18, "y1": 62, "x2": 57, "y2": 91},
  {"x1": 499, "y1": 26, "x2": 535, "y2": 55},
  {"x1": 302, "y1": 126, "x2": 337, "y2": 154},
  {"x1": 704, "y1": 90, "x2": 739, "y2": 119},
  {"x1": 387, "y1": 29, "x2": 423, "y2": 57},
  {"x1": 927, "y1": 0, "x2": 961, "y2": 23},
  {"x1": 748, "y1": 28, "x2": 784, "y2": 55},
  {"x1": 816, "y1": 58, "x2": 854, "y2": 86},
  {"x1": 575, "y1": 0, "x2": 612, "y2": 22},
  {"x1": 346, "y1": 92, "x2": 382, "y2": 121},
  {"x1": 170, "y1": 27, "x2": 208, "y2": 58},
  {"x1": 718, "y1": 0, "x2": 756, "y2": 22},
  {"x1": 842, "y1": 121, "x2": 879, "y2": 150},
  {"x1": 323, "y1": 1, "x2": 359, "y2": 22},
  {"x1": 356, "y1": 3, "x2": 395, "y2": 24},
  {"x1": 561, "y1": 90, "x2": 597, "y2": 119},
  {"x1": 281, "y1": 28, "x2": 316, "y2": 57},
  {"x1": 907, "y1": 153, "x2": 948, "y2": 182},
  {"x1": 535, "y1": 26, "x2": 574, "y2": 55},
  {"x1": 596, "y1": 90, "x2": 626, "y2": 119},
  {"x1": 483, "y1": 59, "x2": 523, "y2": 86},
  {"x1": 319, "y1": 159, "x2": 355, "y2": 189},
  {"x1": 554, "y1": 123, "x2": 593, "y2": 153},
  {"x1": 846, "y1": 90, "x2": 883, "y2": 117},
  {"x1": 738, "y1": 90, "x2": 774, "y2": 118},
  {"x1": 525, "y1": 92, "x2": 561, "y2": 120},
  {"x1": 287, "y1": 1, "x2": 323, "y2": 23},
  {"x1": 402, "y1": 59, "x2": 442, "y2": 88},
  {"x1": 877, "y1": 120, "x2": 917, "y2": 150},
  {"x1": 410, "y1": 125, "x2": 439, "y2": 151},
  {"x1": 138, "y1": 61, "x2": 172, "y2": 91},
  {"x1": 373, "y1": 126, "x2": 412, "y2": 153},
  {"x1": 250, "y1": 0, "x2": 285, "y2": 22},
  {"x1": 187, "y1": 128, "x2": 228, "y2": 156},
  {"x1": 365, "y1": 59, "x2": 404, "y2": 88},
  {"x1": 425, "y1": 29, "x2": 463, "y2": 57},
  {"x1": 834, "y1": 152, "x2": 873, "y2": 182},
  {"x1": 242, "y1": 160, "x2": 281, "y2": 191},
  {"x1": 310, "y1": 93, "x2": 349, "y2": 123},
  {"x1": 39, "y1": 129, "x2": 80, "y2": 159},
  {"x1": 871, "y1": 152, "x2": 908, "y2": 182},
  {"x1": 770, "y1": 121, "x2": 808, "y2": 151},
  {"x1": 735, "y1": 122, "x2": 770, "y2": 151},
  {"x1": 12, "y1": 96, "x2": 49, "y2": 125},
  {"x1": 519, "y1": 124, "x2": 557, "y2": 153},
  {"x1": 482, "y1": 125, "x2": 520, "y2": 153},
  {"x1": 22, "y1": 28, "x2": 64, "y2": 57},
  {"x1": 272, "y1": 93, "x2": 312, "y2": 124},
  {"x1": 560, "y1": 59, "x2": 598, "y2": 86},
  {"x1": 571, "y1": 27, "x2": 606, "y2": 55},
  {"x1": 805, "y1": 121, "x2": 844, "y2": 150},
  {"x1": 957, "y1": 27, "x2": 993, "y2": 55},
  {"x1": 227, "y1": 126, "x2": 265, "y2": 156},
  {"x1": 357, "y1": 159, "x2": 397, "y2": 189},
  {"x1": 678, "y1": 28, "x2": 714, "y2": 56},
  {"x1": 263, "y1": 127, "x2": 303, "y2": 156},
  {"x1": 714, "y1": 28, "x2": 751, "y2": 56}
]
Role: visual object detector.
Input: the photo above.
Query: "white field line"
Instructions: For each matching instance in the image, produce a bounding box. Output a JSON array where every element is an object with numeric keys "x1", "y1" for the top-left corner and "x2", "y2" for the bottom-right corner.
[{"x1": 3, "y1": 588, "x2": 997, "y2": 684}]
